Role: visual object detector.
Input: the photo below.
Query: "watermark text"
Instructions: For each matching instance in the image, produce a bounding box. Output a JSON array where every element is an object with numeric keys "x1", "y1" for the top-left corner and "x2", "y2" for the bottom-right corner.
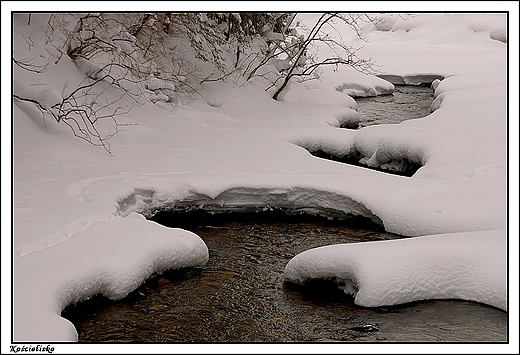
[{"x1": 10, "y1": 345, "x2": 55, "y2": 354}]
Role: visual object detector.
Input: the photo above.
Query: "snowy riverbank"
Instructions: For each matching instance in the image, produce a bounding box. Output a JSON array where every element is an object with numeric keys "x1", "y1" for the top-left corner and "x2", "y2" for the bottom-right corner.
[{"x1": 4, "y1": 10, "x2": 517, "y2": 352}]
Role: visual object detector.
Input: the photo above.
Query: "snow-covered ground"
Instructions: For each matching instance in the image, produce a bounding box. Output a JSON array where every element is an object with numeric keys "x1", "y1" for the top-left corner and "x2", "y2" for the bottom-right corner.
[{"x1": 2, "y1": 5, "x2": 519, "y2": 354}]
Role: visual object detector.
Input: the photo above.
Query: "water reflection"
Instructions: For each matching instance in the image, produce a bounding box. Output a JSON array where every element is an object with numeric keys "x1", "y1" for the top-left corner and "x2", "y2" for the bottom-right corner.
[{"x1": 62, "y1": 212, "x2": 507, "y2": 342}]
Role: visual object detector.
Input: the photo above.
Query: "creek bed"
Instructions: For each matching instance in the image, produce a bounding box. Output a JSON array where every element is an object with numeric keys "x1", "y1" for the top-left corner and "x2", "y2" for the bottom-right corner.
[
  {"x1": 61, "y1": 85, "x2": 506, "y2": 343},
  {"x1": 62, "y1": 211, "x2": 507, "y2": 343},
  {"x1": 356, "y1": 85, "x2": 435, "y2": 127},
  {"x1": 307, "y1": 85, "x2": 436, "y2": 177}
]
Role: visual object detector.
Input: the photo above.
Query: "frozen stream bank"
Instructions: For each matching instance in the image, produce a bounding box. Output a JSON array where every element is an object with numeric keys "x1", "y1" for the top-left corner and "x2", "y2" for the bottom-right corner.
[
  {"x1": 356, "y1": 85, "x2": 435, "y2": 127},
  {"x1": 60, "y1": 85, "x2": 506, "y2": 342},
  {"x1": 62, "y1": 211, "x2": 506, "y2": 342},
  {"x1": 303, "y1": 84, "x2": 436, "y2": 177}
]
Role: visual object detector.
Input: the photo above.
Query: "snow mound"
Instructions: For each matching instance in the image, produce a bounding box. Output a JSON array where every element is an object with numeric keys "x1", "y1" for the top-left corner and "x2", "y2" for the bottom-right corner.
[
  {"x1": 335, "y1": 80, "x2": 394, "y2": 98},
  {"x1": 144, "y1": 76, "x2": 177, "y2": 104},
  {"x1": 118, "y1": 186, "x2": 384, "y2": 226},
  {"x1": 357, "y1": 127, "x2": 429, "y2": 174},
  {"x1": 292, "y1": 121, "x2": 429, "y2": 177},
  {"x1": 13, "y1": 79, "x2": 63, "y2": 112},
  {"x1": 288, "y1": 129, "x2": 357, "y2": 160},
  {"x1": 284, "y1": 229, "x2": 506, "y2": 310},
  {"x1": 377, "y1": 73, "x2": 444, "y2": 86},
  {"x1": 320, "y1": 66, "x2": 394, "y2": 98},
  {"x1": 330, "y1": 108, "x2": 360, "y2": 128},
  {"x1": 375, "y1": 13, "x2": 507, "y2": 44},
  {"x1": 14, "y1": 214, "x2": 209, "y2": 341}
]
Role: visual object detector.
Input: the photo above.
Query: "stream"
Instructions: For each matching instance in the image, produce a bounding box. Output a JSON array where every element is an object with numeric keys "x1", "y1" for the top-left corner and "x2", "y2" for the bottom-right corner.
[
  {"x1": 62, "y1": 211, "x2": 507, "y2": 342},
  {"x1": 356, "y1": 84, "x2": 436, "y2": 127},
  {"x1": 308, "y1": 85, "x2": 436, "y2": 177},
  {"x1": 61, "y1": 85, "x2": 507, "y2": 343}
]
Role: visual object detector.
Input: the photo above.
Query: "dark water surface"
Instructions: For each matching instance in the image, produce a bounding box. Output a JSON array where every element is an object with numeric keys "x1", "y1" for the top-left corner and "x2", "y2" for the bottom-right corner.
[
  {"x1": 62, "y1": 212, "x2": 507, "y2": 343},
  {"x1": 307, "y1": 85, "x2": 436, "y2": 177},
  {"x1": 356, "y1": 85, "x2": 435, "y2": 127}
]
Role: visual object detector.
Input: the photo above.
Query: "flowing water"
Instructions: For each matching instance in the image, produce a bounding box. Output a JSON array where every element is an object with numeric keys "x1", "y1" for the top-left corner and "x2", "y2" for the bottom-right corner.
[
  {"x1": 61, "y1": 86, "x2": 507, "y2": 343},
  {"x1": 356, "y1": 85, "x2": 435, "y2": 127},
  {"x1": 308, "y1": 85, "x2": 436, "y2": 177},
  {"x1": 62, "y1": 211, "x2": 507, "y2": 343}
]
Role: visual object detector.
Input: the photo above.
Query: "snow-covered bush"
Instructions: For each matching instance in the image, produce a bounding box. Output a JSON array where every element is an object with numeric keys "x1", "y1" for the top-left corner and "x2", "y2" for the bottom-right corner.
[
  {"x1": 48, "y1": 13, "x2": 203, "y2": 105},
  {"x1": 12, "y1": 72, "x2": 126, "y2": 154},
  {"x1": 13, "y1": 13, "x2": 229, "y2": 152},
  {"x1": 14, "y1": 12, "x2": 380, "y2": 153},
  {"x1": 252, "y1": 13, "x2": 380, "y2": 100}
]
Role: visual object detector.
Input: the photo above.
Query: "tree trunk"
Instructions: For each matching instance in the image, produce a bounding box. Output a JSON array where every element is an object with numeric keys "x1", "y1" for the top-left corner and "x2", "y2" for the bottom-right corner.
[
  {"x1": 272, "y1": 75, "x2": 290, "y2": 101},
  {"x1": 235, "y1": 44, "x2": 240, "y2": 68},
  {"x1": 226, "y1": 13, "x2": 232, "y2": 41}
]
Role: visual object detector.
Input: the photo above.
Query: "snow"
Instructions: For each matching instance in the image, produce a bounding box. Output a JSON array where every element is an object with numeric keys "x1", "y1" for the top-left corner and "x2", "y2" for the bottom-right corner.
[
  {"x1": 3, "y1": 7, "x2": 518, "y2": 352},
  {"x1": 144, "y1": 76, "x2": 176, "y2": 91},
  {"x1": 13, "y1": 80, "x2": 63, "y2": 112},
  {"x1": 14, "y1": 213, "x2": 208, "y2": 341},
  {"x1": 284, "y1": 229, "x2": 506, "y2": 310},
  {"x1": 327, "y1": 69, "x2": 395, "y2": 97}
]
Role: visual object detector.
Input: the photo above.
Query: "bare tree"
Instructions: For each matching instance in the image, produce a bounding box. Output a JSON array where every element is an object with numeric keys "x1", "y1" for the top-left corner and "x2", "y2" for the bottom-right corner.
[
  {"x1": 242, "y1": 13, "x2": 380, "y2": 101},
  {"x1": 13, "y1": 60, "x2": 129, "y2": 154},
  {"x1": 13, "y1": 13, "x2": 213, "y2": 153},
  {"x1": 13, "y1": 12, "x2": 381, "y2": 153}
]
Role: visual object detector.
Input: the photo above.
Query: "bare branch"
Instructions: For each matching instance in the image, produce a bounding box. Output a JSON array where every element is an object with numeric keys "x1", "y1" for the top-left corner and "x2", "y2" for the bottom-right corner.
[
  {"x1": 270, "y1": 12, "x2": 377, "y2": 100},
  {"x1": 13, "y1": 57, "x2": 49, "y2": 73}
]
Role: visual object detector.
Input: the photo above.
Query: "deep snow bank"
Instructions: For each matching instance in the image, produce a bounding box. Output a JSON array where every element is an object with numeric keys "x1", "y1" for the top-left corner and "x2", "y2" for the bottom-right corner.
[
  {"x1": 118, "y1": 186, "x2": 384, "y2": 226},
  {"x1": 284, "y1": 229, "x2": 506, "y2": 310},
  {"x1": 9, "y1": 12, "x2": 511, "y2": 345},
  {"x1": 324, "y1": 68, "x2": 395, "y2": 98},
  {"x1": 13, "y1": 214, "x2": 208, "y2": 341}
]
